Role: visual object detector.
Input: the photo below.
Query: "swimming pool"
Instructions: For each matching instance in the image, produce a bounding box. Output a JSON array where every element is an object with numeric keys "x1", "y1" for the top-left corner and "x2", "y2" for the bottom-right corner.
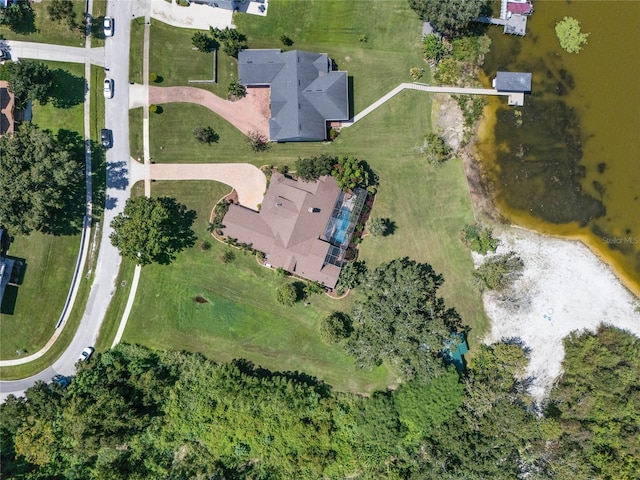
[{"x1": 332, "y1": 206, "x2": 351, "y2": 245}]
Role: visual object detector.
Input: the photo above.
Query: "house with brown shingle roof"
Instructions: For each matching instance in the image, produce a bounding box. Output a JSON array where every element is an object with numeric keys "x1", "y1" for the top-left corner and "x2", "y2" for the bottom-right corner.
[
  {"x1": 222, "y1": 173, "x2": 366, "y2": 289},
  {"x1": 0, "y1": 81, "x2": 16, "y2": 137}
]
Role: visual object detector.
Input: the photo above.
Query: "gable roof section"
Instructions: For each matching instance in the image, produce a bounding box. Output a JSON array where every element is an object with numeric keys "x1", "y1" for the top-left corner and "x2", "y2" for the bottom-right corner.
[
  {"x1": 238, "y1": 49, "x2": 349, "y2": 142},
  {"x1": 222, "y1": 173, "x2": 344, "y2": 287}
]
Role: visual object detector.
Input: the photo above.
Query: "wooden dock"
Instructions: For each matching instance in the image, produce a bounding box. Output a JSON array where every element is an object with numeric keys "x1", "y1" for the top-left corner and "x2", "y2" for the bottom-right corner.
[
  {"x1": 341, "y1": 82, "x2": 525, "y2": 128},
  {"x1": 476, "y1": 0, "x2": 531, "y2": 36}
]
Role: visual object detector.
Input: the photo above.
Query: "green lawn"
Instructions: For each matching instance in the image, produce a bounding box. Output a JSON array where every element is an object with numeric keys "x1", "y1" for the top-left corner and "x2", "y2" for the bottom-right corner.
[
  {"x1": 124, "y1": 0, "x2": 489, "y2": 388},
  {"x1": 121, "y1": 181, "x2": 395, "y2": 393},
  {"x1": 31, "y1": 61, "x2": 85, "y2": 134},
  {"x1": 90, "y1": 0, "x2": 107, "y2": 48},
  {"x1": 1, "y1": 0, "x2": 87, "y2": 47},
  {"x1": 0, "y1": 61, "x2": 87, "y2": 362},
  {"x1": 129, "y1": 18, "x2": 145, "y2": 84},
  {"x1": 148, "y1": 19, "x2": 235, "y2": 97},
  {"x1": 235, "y1": 0, "x2": 425, "y2": 112},
  {"x1": 129, "y1": 107, "x2": 144, "y2": 161}
]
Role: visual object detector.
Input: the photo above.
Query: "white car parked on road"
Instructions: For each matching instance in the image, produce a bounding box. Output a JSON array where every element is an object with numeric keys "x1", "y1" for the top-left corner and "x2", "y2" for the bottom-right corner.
[{"x1": 103, "y1": 78, "x2": 113, "y2": 98}]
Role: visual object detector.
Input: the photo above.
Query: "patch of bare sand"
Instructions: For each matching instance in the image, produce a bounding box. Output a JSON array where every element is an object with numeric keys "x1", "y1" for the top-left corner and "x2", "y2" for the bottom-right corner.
[{"x1": 476, "y1": 226, "x2": 640, "y2": 402}]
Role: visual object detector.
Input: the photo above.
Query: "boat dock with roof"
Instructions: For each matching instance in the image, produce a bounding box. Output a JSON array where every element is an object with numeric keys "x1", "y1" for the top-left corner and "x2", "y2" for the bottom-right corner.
[{"x1": 477, "y1": 0, "x2": 534, "y2": 36}]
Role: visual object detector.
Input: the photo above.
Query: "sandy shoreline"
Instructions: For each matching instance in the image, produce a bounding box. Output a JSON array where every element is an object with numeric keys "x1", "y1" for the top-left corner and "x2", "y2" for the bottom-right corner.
[{"x1": 475, "y1": 226, "x2": 640, "y2": 401}]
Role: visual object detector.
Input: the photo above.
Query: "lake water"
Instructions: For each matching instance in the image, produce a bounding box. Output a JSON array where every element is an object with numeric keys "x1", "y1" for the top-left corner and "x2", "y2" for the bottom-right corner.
[{"x1": 476, "y1": 1, "x2": 640, "y2": 295}]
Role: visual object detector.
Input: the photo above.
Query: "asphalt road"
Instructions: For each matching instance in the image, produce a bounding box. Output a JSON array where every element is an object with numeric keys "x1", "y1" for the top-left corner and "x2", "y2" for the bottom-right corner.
[{"x1": 0, "y1": 0, "x2": 134, "y2": 401}]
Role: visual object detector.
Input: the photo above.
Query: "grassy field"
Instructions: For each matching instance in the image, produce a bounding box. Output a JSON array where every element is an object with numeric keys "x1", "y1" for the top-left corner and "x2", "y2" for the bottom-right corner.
[
  {"x1": 90, "y1": 0, "x2": 107, "y2": 48},
  {"x1": 235, "y1": 0, "x2": 425, "y2": 113},
  {"x1": 121, "y1": 181, "x2": 395, "y2": 393},
  {"x1": 122, "y1": 0, "x2": 489, "y2": 389},
  {"x1": 148, "y1": 19, "x2": 236, "y2": 97},
  {"x1": 1, "y1": 0, "x2": 87, "y2": 47},
  {"x1": 0, "y1": 61, "x2": 87, "y2": 360}
]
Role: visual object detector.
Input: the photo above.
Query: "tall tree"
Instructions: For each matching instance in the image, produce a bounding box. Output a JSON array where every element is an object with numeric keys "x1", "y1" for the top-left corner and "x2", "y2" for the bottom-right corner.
[
  {"x1": 0, "y1": 123, "x2": 84, "y2": 235},
  {"x1": 110, "y1": 196, "x2": 197, "y2": 265},
  {"x1": 3, "y1": 59, "x2": 55, "y2": 105},
  {"x1": 545, "y1": 326, "x2": 640, "y2": 479},
  {"x1": 408, "y1": 0, "x2": 485, "y2": 34},
  {"x1": 345, "y1": 257, "x2": 462, "y2": 380},
  {"x1": 47, "y1": 0, "x2": 76, "y2": 29}
]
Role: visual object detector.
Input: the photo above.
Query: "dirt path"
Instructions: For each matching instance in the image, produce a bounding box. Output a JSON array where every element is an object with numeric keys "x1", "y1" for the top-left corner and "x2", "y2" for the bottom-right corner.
[{"x1": 148, "y1": 86, "x2": 270, "y2": 138}]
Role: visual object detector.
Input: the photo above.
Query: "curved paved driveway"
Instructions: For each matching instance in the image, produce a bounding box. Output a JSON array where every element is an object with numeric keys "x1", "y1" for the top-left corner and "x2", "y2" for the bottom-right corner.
[
  {"x1": 130, "y1": 161, "x2": 266, "y2": 210},
  {"x1": 149, "y1": 86, "x2": 269, "y2": 138}
]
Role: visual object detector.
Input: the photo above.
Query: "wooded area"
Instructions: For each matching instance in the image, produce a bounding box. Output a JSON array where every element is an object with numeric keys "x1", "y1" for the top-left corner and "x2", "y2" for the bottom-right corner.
[{"x1": 2, "y1": 325, "x2": 637, "y2": 478}]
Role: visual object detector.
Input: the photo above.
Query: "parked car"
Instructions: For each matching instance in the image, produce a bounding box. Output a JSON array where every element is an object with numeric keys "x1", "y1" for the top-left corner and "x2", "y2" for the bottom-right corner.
[
  {"x1": 0, "y1": 49, "x2": 10, "y2": 62},
  {"x1": 101, "y1": 128, "x2": 113, "y2": 149},
  {"x1": 78, "y1": 346, "x2": 95, "y2": 362},
  {"x1": 103, "y1": 78, "x2": 114, "y2": 98},
  {"x1": 103, "y1": 16, "x2": 114, "y2": 37},
  {"x1": 51, "y1": 374, "x2": 70, "y2": 388}
]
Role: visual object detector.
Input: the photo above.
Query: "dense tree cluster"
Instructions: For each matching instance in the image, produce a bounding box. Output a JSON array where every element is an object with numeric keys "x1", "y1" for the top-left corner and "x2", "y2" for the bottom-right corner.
[
  {"x1": 2, "y1": 60, "x2": 56, "y2": 106},
  {"x1": 1, "y1": 302, "x2": 637, "y2": 478},
  {"x1": 210, "y1": 26, "x2": 248, "y2": 58},
  {"x1": 408, "y1": 0, "x2": 486, "y2": 34},
  {"x1": 295, "y1": 154, "x2": 336, "y2": 182},
  {"x1": 345, "y1": 257, "x2": 462, "y2": 380},
  {"x1": 0, "y1": 0, "x2": 34, "y2": 34},
  {"x1": 0, "y1": 123, "x2": 84, "y2": 235},
  {"x1": 110, "y1": 196, "x2": 197, "y2": 266}
]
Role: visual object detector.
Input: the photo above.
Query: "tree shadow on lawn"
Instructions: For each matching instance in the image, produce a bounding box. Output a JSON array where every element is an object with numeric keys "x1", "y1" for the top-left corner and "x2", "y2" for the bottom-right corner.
[{"x1": 49, "y1": 68, "x2": 86, "y2": 109}]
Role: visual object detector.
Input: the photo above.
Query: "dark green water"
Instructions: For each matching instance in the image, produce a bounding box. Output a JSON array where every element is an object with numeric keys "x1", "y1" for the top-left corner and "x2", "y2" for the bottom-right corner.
[{"x1": 477, "y1": 0, "x2": 640, "y2": 295}]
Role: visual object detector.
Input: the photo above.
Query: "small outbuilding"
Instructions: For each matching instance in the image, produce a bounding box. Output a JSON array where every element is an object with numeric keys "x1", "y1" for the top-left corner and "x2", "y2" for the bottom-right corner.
[{"x1": 493, "y1": 71, "x2": 532, "y2": 93}]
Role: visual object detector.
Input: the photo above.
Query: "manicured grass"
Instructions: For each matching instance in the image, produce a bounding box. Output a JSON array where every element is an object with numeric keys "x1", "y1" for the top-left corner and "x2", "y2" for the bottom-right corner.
[
  {"x1": 0, "y1": 61, "x2": 87, "y2": 360},
  {"x1": 95, "y1": 256, "x2": 137, "y2": 353},
  {"x1": 129, "y1": 0, "x2": 489, "y2": 387},
  {"x1": 148, "y1": 19, "x2": 237, "y2": 97},
  {"x1": 129, "y1": 107, "x2": 144, "y2": 161},
  {"x1": 90, "y1": 0, "x2": 107, "y2": 47},
  {"x1": 31, "y1": 61, "x2": 85, "y2": 135},
  {"x1": 0, "y1": 233, "x2": 81, "y2": 359},
  {"x1": 129, "y1": 18, "x2": 145, "y2": 84},
  {"x1": 149, "y1": 103, "x2": 247, "y2": 163},
  {"x1": 0, "y1": 265, "x2": 91, "y2": 380},
  {"x1": 121, "y1": 181, "x2": 394, "y2": 393},
  {"x1": 1, "y1": 0, "x2": 87, "y2": 47},
  {"x1": 235, "y1": 0, "x2": 425, "y2": 112}
]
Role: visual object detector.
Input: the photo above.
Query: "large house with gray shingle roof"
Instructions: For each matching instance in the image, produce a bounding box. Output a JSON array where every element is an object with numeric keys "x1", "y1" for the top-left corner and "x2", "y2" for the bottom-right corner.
[{"x1": 238, "y1": 49, "x2": 349, "y2": 142}]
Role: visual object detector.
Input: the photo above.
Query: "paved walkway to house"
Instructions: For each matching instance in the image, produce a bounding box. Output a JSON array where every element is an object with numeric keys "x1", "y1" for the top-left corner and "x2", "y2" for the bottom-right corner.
[
  {"x1": 129, "y1": 161, "x2": 266, "y2": 210},
  {"x1": 143, "y1": 85, "x2": 270, "y2": 137}
]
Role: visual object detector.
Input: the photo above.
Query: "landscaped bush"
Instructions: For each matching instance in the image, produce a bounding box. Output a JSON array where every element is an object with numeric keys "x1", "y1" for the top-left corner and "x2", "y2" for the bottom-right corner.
[
  {"x1": 227, "y1": 80, "x2": 246, "y2": 99},
  {"x1": 420, "y1": 132, "x2": 452, "y2": 165},
  {"x1": 451, "y1": 35, "x2": 491, "y2": 64},
  {"x1": 461, "y1": 224, "x2": 499, "y2": 254},
  {"x1": 320, "y1": 312, "x2": 353, "y2": 345},
  {"x1": 294, "y1": 154, "x2": 337, "y2": 181},
  {"x1": 336, "y1": 260, "x2": 367, "y2": 291},
  {"x1": 220, "y1": 250, "x2": 235, "y2": 264},
  {"x1": 194, "y1": 126, "x2": 219, "y2": 144},
  {"x1": 434, "y1": 57, "x2": 461, "y2": 86},
  {"x1": 423, "y1": 33, "x2": 445, "y2": 63},
  {"x1": 473, "y1": 252, "x2": 524, "y2": 291},
  {"x1": 246, "y1": 131, "x2": 269, "y2": 152},
  {"x1": 409, "y1": 67, "x2": 425, "y2": 81},
  {"x1": 367, "y1": 217, "x2": 387, "y2": 236},
  {"x1": 304, "y1": 281, "x2": 325, "y2": 297},
  {"x1": 275, "y1": 283, "x2": 298, "y2": 306}
]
